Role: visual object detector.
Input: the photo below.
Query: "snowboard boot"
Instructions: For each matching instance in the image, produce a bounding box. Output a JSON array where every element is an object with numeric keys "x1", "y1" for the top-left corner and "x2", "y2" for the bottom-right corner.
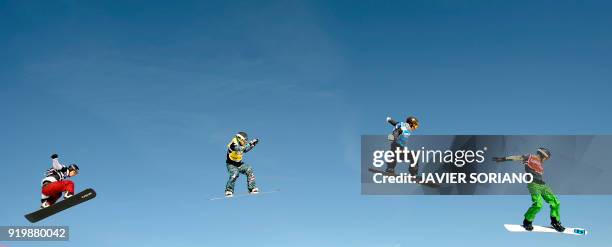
[
  {"x1": 40, "y1": 200, "x2": 51, "y2": 209},
  {"x1": 522, "y1": 218, "x2": 534, "y2": 231},
  {"x1": 408, "y1": 166, "x2": 419, "y2": 177},
  {"x1": 551, "y1": 217, "x2": 565, "y2": 232},
  {"x1": 64, "y1": 192, "x2": 74, "y2": 199},
  {"x1": 224, "y1": 190, "x2": 234, "y2": 198},
  {"x1": 250, "y1": 188, "x2": 259, "y2": 194}
]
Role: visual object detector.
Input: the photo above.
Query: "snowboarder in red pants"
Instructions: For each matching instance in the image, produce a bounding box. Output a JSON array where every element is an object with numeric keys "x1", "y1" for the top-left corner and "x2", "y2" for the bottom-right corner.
[{"x1": 40, "y1": 154, "x2": 80, "y2": 208}]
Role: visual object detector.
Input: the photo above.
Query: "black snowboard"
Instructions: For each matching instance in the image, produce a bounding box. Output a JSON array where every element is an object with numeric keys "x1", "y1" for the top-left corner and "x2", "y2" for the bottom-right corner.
[
  {"x1": 25, "y1": 188, "x2": 97, "y2": 223},
  {"x1": 368, "y1": 168, "x2": 440, "y2": 188}
]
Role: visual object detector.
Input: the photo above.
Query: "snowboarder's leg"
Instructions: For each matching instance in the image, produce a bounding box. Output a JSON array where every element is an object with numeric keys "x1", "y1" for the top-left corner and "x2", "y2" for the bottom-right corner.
[
  {"x1": 42, "y1": 180, "x2": 75, "y2": 205},
  {"x1": 523, "y1": 183, "x2": 543, "y2": 222},
  {"x1": 225, "y1": 164, "x2": 240, "y2": 193},
  {"x1": 541, "y1": 186, "x2": 561, "y2": 221},
  {"x1": 60, "y1": 180, "x2": 75, "y2": 197},
  {"x1": 407, "y1": 151, "x2": 419, "y2": 176},
  {"x1": 541, "y1": 185, "x2": 565, "y2": 232},
  {"x1": 385, "y1": 142, "x2": 400, "y2": 173},
  {"x1": 238, "y1": 164, "x2": 257, "y2": 192}
]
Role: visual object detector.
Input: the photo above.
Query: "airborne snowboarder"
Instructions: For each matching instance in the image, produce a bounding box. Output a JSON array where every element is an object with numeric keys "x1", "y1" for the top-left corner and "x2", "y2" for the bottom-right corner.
[
  {"x1": 224, "y1": 132, "x2": 260, "y2": 197},
  {"x1": 493, "y1": 148, "x2": 566, "y2": 232},
  {"x1": 40, "y1": 154, "x2": 80, "y2": 208},
  {"x1": 25, "y1": 153, "x2": 96, "y2": 223},
  {"x1": 384, "y1": 116, "x2": 419, "y2": 175}
]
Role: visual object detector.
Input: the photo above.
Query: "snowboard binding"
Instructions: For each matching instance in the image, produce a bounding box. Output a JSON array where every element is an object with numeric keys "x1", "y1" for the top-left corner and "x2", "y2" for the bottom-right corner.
[
  {"x1": 522, "y1": 219, "x2": 534, "y2": 231},
  {"x1": 550, "y1": 217, "x2": 566, "y2": 232}
]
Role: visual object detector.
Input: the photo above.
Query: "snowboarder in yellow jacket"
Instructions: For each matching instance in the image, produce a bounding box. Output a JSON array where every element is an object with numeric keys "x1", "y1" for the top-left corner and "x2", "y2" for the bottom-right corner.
[{"x1": 225, "y1": 132, "x2": 260, "y2": 197}]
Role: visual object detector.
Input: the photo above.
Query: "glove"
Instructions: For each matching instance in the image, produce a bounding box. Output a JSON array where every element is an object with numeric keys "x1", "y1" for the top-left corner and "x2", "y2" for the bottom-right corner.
[
  {"x1": 387, "y1": 134, "x2": 395, "y2": 141},
  {"x1": 250, "y1": 139, "x2": 259, "y2": 146},
  {"x1": 386, "y1": 117, "x2": 392, "y2": 122},
  {"x1": 51, "y1": 154, "x2": 59, "y2": 159},
  {"x1": 492, "y1": 157, "x2": 507, "y2": 162}
]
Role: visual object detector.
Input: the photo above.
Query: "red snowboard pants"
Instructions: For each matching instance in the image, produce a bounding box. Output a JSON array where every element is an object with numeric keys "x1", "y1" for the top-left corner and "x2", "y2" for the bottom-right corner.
[{"x1": 42, "y1": 180, "x2": 75, "y2": 205}]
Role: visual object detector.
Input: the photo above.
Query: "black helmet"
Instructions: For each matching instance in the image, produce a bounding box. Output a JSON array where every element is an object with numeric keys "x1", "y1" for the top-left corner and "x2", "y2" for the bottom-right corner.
[
  {"x1": 236, "y1": 132, "x2": 248, "y2": 141},
  {"x1": 406, "y1": 116, "x2": 419, "y2": 129},
  {"x1": 537, "y1": 148, "x2": 551, "y2": 159},
  {"x1": 68, "y1": 164, "x2": 80, "y2": 171}
]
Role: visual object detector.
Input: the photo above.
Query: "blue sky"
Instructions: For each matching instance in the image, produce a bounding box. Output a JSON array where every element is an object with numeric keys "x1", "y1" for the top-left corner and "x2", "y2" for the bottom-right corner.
[{"x1": 1, "y1": 0, "x2": 611, "y2": 246}]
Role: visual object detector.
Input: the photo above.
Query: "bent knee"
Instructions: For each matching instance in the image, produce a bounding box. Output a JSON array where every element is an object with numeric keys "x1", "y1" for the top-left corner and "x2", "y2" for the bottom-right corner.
[
  {"x1": 532, "y1": 202, "x2": 543, "y2": 209},
  {"x1": 549, "y1": 200, "x2": 560, "y2": 207}
]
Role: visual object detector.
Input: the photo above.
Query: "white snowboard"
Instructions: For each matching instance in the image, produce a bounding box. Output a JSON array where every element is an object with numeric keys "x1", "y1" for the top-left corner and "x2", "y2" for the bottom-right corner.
[
  {"x1": 504, "y1": 224, "x2": 588, "y2": 236},
  {"x1": 209, "y1": 189, "x2": 280, "y2": 201}
]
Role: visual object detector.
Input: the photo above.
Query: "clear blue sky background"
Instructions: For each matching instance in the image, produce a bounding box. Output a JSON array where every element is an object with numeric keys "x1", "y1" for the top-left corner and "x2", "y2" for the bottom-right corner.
[{"x1": 1, "y1": 1, "x2": 611, "y2": 246}]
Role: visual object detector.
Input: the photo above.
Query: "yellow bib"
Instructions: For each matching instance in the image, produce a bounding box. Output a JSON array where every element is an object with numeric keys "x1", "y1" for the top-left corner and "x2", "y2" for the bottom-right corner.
[{"x1": 227, "y1": 138, "x2": 244, "y2": 162}]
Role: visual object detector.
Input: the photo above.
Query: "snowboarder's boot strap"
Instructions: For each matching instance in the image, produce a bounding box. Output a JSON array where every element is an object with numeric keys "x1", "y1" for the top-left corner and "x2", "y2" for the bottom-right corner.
[
  {"x1": 522, "y1": 219, "x2": 534, "y2": 231},
  {"x1": 64, "y1": 192, "x2": 74, "y2": 199},
  {"x1": 551, "y1": 217, "x2": 565, "y2": 232}
]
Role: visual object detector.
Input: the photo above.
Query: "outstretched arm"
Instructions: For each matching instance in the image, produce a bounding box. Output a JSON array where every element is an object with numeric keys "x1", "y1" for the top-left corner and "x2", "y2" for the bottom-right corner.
[
  {"x1": 229, "y1": 138, "x2": 259, "y2": 153},
  {"x1": 386, "y1": 117, "x2": 398, "y2": 126},
  {"x1": 51, "y1": 154, "x2": 65, "y2": 170},
  {"x1": 492, "y1": 155, "x2": 525, "y2": 163},
  {"x1": 244, "y1": 139, "x2": 259, "y2": 153}
]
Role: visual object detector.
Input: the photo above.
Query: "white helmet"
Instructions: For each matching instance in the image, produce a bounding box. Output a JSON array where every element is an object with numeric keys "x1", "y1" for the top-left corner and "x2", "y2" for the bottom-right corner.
[{"x1": 537, "y1": 148, "x2": 551, "y2": 159}]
